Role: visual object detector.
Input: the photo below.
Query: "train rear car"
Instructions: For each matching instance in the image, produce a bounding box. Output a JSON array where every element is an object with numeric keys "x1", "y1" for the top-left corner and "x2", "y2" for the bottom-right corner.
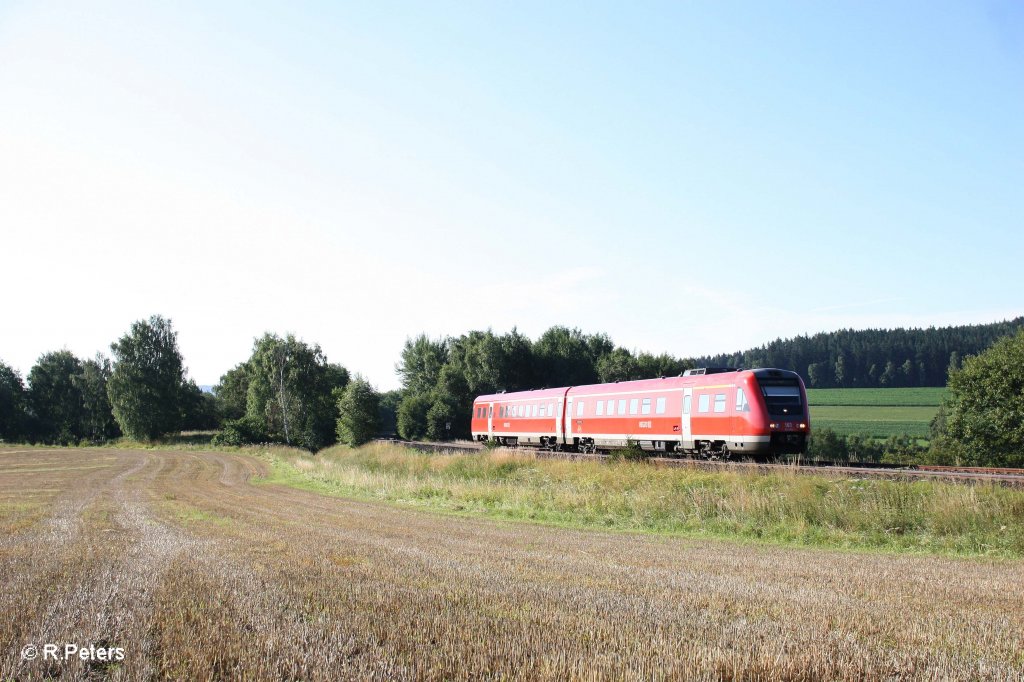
[{"x1": 471, "y1": 387, "x2": 569, "y2": 448}]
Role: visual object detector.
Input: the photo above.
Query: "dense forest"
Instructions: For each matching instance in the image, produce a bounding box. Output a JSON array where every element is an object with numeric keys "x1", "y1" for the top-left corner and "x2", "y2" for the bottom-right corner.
[{"x1": 694, "y1": 318, "x2": 1024, "y2": 388}]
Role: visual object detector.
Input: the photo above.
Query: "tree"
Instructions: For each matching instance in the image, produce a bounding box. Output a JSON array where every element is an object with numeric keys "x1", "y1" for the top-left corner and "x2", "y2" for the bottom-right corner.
[
  {"x1": 397, "y1": 392, "x2": 431, "y2": 440},
  {"x1": 214, "y1": 362, "x2": 251, "y2": 422},
  {"x1": 941, "y1": 330, "x2": 1024, "y2": 467},
  {"x1": 635, "y1": 352, "x2": 691, "y2": 378},
  {"x1": 879, "y1": 361, "x2": 896, "y2": 386},
  {"x1": 377, "y1": 390, "x2": 402, "y2": 437},
  {"x1": 396, "y1": 335, "x2": 449, "y2": 395},
  {"x1": 0, "y1": 361, "x2": 29, "y2": 442},
  {"x1": 806, "y1": 362, "x2": 824, "y2": 388},
  {"x1": 533, "y1": 326, "x2": 601, "y2": 387},
  {"x1": 28, "y1": 351, "x2": 85, "y2": 444},
  {"x1": 245, "y1": 333, "x2": 348, "y2": 450},
  {"x1": 181, "y1": 380, "x2": 218, "y2": 431},
  {"x1": 425, "y1": 364, "x2": 470, "y2": 440},
  {"x1": 336, "y1": 377, "x2": 380, "y2": 446},
  {"x1": 108, "y1": 315, "x2": 188, "y2": 440},
  {"x1": 834, "y1": 354, "x2": 846, "y2": 387},
  {"x1": 598, "y1": 348, "x2": 640, "y2": 382},
  {"x1": 75, "y1": 354, "x2": 120, "y2": 442}
]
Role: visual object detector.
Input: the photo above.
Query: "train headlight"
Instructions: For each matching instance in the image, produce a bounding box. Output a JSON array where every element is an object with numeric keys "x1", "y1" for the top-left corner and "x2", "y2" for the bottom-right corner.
[
  {"x1": 769, "y1": 423, "x2": 778, "y2": 429},
  {"x1": 799, "y1": 423, "x2": 806, "y2": 429}
]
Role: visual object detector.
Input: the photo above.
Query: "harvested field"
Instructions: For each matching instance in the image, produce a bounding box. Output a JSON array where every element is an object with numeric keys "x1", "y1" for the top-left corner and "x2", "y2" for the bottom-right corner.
[{"x1": 1, "y1": 447, "x2": 1022, "y2": 680}]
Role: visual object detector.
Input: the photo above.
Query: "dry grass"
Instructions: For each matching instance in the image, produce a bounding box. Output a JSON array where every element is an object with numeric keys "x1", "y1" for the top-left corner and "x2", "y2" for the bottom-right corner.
[
  {"x1": 1, "y1": 446, "x2": 1022, "y2": 680},
  {"x1": 263, "y1": 442, "x2": 1024, "y2": 557}
]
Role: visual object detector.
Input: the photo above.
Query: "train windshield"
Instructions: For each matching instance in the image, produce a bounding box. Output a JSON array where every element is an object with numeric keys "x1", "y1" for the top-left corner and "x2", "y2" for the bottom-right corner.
[{"x1": 760, "y1": 385, "x2": 803, "y2": 417}]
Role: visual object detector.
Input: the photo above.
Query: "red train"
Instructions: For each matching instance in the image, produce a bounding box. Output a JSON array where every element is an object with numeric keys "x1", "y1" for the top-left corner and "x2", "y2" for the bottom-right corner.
[{"x1": 470, "y1": 368, "x2": 809, "y2": 458}]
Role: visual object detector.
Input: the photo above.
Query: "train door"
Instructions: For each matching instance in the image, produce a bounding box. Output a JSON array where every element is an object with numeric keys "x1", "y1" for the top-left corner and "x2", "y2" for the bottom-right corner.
[
  {"x1": 488, "y1": 402, "x2": 494, "y2": 439},
  {"x1": 565, "y1": 398, "x2": 573, "y2": 443},
  {"x1": 682, "y1": 388, "x2": 693, "y2": 450},
  {"x1": 555, "y1": 398, "x2": 564, "y2": 446}
]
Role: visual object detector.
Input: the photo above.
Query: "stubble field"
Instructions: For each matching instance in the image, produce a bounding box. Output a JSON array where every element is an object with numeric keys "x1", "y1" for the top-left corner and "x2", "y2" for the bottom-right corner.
[{"x1": 1, "y1": 446, "x2": 1022, "y2": 680}]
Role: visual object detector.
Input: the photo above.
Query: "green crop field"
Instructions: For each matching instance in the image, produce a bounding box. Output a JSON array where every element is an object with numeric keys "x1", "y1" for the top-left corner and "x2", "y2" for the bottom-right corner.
[
  {"x1": 811, "y1": 418, "x2": 932, "y2": 439},
  {"x1": 805, "y1": 387, "x2": 946, "y2": 407},
  {"x1": 805, "y1": 388, "x2": 944, "y2": 439}
]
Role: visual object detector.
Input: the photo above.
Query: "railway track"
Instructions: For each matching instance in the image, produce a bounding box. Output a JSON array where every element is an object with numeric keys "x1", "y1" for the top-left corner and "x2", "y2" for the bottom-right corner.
[{"x1": 376, "y1": 439, "x2": 1024, "y2": 487}]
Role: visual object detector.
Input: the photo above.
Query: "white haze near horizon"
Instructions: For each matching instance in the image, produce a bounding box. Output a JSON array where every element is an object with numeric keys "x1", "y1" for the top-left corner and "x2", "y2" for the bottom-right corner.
[{"x1": 1, "y1": 2, "x2": 1021, "y2": 390}]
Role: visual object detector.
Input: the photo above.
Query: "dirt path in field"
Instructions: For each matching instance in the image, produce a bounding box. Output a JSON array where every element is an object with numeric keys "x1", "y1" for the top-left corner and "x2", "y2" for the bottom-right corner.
[{"x1": 1, "y1": 448, "x2": 1022, "y2": 681}]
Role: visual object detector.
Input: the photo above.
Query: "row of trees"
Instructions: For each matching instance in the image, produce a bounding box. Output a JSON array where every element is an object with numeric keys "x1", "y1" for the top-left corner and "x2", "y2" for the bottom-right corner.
[
  {"x1": 0, "y1": 317, "x2": 215, "y2": 445},
  {"x1": 4, "y1": 317, "x2": 1023, "y2": 465},
  {"x1": 213, "y1": 333, "x2": 357, "y2": 450},
  {"x1": 0, "y1": 316, "x2": 387, "y2": 450},
  {"x1": 696, "y1": 318, "x2": 1024, "y2": 388}
]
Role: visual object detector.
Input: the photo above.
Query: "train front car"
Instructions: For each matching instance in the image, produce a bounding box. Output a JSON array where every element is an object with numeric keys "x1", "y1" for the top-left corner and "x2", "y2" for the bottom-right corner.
[
  {"x1": 684, "y1": 368, "x2": 809, "y2": 458},
  {"x1": 748, "y1": 368, "x2": 810, "y2": 455}
]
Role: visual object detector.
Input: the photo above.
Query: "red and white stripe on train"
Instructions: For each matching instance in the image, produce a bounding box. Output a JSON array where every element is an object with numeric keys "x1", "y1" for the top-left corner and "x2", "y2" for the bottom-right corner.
[{"x1": 470, "y1": 368, "x2": 810, "y2": 457}]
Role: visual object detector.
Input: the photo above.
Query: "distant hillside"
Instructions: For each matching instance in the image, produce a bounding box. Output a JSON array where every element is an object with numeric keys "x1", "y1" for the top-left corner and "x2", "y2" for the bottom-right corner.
[{"x1": 694, "y1": 317, "x2": 1024, "y2": 388}]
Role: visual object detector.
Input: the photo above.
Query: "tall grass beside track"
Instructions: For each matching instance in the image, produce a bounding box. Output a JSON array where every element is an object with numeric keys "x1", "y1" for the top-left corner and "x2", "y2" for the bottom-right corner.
[{"x1": 255, "y1": 442, "x2": 1024, "y2": 558}]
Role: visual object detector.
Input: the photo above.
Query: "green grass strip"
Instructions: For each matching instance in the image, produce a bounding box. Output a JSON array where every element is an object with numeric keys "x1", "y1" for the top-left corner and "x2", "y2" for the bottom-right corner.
[{"x1": 249, "y1": 442, "x2": 1024, "y2": 559}]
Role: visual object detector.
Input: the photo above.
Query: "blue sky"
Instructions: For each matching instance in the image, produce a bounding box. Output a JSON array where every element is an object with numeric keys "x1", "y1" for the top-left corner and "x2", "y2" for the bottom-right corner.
[{"x1": 1, "y1": 1, "x2": 1021, "y2": 390}]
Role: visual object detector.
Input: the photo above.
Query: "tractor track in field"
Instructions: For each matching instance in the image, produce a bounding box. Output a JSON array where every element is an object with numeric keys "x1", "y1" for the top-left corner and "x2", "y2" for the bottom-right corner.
[{"x1": 2, "y1": 447, "x2": 1023, "y2": 680}]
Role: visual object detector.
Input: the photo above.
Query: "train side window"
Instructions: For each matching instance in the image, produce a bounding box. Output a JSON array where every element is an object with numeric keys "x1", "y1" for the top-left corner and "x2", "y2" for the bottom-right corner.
[
  {"x1": 618, "y1": 399, "x2": 626, "y2": 415},
  {"x1": 656, "y1": 397, "x2": 666, "y2": 414},
  {"x1": 576, "y1": 401, "x2": 585, "y2": 417},
  {"x1": 488, "y1": 407, "x2": 493, "y2": 417},
  {"x1": 735, "y1": 388, "x2": 749, "y2": 412},
  {"x1": 500, "y1": 407, "x2": 505, "y2": 418},
  {"x1": 607, "y1": 399, "x2": 615, "y2": 415},
  {"x1": 683, "y1": 395, "x2": 692, "y2": 415},
  {"x1": 714, "y1": 394, "x2": 726, "y2": 413},
  {"x1": 548, "y1": 402, "x2": 554, "y2": 417},
  {"x1": 641, "y1": 398, "x2": 651, "y2": 415},
  {"x1": 629, "y1": 398, "x2": 639, "y2": 415},
  {"x1": 698, "y1": 394, "x2": 710, "y2": 413},
  {"x1": 597, "y1": 401, "x2": 604, "y2": 416}
]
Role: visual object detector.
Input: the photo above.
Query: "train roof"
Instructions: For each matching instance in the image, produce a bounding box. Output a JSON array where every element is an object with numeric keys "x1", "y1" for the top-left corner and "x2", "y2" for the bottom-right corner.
[
  {"x1": 474, "y1": 386, "x2": 570, "y2": 402},
  {"x1": 566, "y1": 373, "x2": 739, "y2": 395},
  {"x1": 472, "y1": 368, "x2": 804, "y2": 403}
]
